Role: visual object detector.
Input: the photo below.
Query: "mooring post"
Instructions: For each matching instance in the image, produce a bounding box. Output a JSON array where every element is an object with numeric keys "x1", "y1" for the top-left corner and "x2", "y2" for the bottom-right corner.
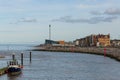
[
  {"x1": 21, "y1": 53, "x2": 23, "y2": 66},
  {"x1": 12, "y1": 53, "x2": 15, "y2": 60},
  {"x1": 30, "y1": 51, "x2": 32, "y2": 63}
]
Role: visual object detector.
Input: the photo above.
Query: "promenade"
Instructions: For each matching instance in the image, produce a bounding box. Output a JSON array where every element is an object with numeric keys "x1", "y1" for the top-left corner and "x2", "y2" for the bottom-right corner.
[{"x1": 33, "y1": 47, "x2": 120, "y2": 61}]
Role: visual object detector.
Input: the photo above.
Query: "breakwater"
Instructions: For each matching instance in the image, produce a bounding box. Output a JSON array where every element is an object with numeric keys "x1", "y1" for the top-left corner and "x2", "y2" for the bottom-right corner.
[{"x1": 33, "y1": 47, "x2": 120, "y2": 61}]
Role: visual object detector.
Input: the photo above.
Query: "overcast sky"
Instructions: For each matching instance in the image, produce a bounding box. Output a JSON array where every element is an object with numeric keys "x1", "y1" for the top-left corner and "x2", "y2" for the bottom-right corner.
[{"x1": 0, "y1": 0, "x2": 120, "y2": 44}]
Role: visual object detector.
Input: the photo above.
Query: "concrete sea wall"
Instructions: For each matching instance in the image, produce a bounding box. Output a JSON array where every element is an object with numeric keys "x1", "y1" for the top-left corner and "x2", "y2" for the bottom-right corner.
[{"x1": 33, "y1": 47, "x2": 120, "y2": 61}]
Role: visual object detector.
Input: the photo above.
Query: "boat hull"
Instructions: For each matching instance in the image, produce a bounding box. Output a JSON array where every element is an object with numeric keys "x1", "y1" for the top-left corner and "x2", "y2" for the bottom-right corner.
[{"x1": 8, "y1": 67, "x2": 21, "y2": 76}]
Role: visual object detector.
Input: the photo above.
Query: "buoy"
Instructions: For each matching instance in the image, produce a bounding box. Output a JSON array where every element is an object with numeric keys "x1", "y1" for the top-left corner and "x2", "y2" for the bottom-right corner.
[
  {"x1": 20, "y1": 66, "x2": 23, "y2": 68},
  {"x1": 104, "y1": 48, "x2": 106, "y2": 57}
]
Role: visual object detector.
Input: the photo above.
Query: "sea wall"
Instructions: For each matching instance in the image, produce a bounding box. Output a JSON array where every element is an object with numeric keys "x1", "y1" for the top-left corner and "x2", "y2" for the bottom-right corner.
[{"x1": 33, "y1": 47, "x2": 120, "y2": 61}]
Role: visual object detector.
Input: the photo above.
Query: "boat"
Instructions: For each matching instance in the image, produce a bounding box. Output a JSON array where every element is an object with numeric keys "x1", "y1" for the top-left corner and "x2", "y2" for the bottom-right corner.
[{"x1": 7, "y1": 59, "x2": 22, "y2": 76}]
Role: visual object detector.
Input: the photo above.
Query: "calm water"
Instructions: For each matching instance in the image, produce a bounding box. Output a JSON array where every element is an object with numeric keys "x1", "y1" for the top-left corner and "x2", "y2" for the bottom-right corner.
[
  {"x1": 0, "y1": 45, "x2": 120, "y2": 80},
  {"x1": 0, "y1": 44, "x2": 34, "y2": 51}
]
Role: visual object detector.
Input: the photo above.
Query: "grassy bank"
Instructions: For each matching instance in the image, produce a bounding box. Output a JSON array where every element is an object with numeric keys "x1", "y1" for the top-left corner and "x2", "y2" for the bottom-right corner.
[
  {"x1": 33, "y1": 47, "x2": 120, "y2": 61},
  {"x1": 0, "y1": 67, "x2": 8, "y2": 75}
]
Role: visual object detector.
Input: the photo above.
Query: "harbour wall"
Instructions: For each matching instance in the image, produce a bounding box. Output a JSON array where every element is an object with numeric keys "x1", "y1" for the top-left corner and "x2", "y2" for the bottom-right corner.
[{"x1": 33, "y1": 47, "x2": 120, "y2": 61}]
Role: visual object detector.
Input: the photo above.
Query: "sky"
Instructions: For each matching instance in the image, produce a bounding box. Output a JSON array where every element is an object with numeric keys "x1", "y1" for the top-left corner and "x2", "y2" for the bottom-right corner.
[{"x1": 0, "y1": 0, "x2": 120, "y2": 44}]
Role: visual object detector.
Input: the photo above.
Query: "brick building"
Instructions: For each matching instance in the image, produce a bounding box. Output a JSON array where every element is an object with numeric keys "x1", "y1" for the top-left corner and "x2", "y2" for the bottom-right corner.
[{"x1": 74, "y1": 34, "x2": 111, "y2": 47}]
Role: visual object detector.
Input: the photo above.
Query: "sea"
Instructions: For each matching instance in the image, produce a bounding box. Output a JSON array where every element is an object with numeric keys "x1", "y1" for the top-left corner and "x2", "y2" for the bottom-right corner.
[{"x1": 0, "y1": 44, "x2": 120, "y2": 80}]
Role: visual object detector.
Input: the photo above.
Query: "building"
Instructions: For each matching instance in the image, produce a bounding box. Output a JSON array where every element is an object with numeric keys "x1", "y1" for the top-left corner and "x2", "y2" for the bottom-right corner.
[
  {"x1": 45, "y1": 39, "x2": 74, "y2": 48},
  {"x1": 74, "y1": 34, "x2": 111, "y2": 47},
  {"x1": 45, "y1": 39, "x2": 59, "y2": 44},
  {"x1": 97, "y1": 34, "x2": 110, "y2": 47},
  {"x1": 111, "y1": 39, "x2": 120, "y2": 47},
  {"x1": 58, "y1": 40, "x2": 65, "y2": 45}
]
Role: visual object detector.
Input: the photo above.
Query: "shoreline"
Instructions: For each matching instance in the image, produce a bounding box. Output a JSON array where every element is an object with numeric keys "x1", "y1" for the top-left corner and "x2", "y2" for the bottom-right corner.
[
  {"x1": 0, "y1": 55, "x2": 5, "y2": 58},
  {"x1": 0, "y1": 67, "x2": 7, "y2": 76},
  {"x1": 32, "y1": 47, "x2": 120, "y2": 62}
]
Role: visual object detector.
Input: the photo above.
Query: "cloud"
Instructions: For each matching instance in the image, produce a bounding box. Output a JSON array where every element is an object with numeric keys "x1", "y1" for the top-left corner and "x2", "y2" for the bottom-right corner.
[
  {"x1": 10, "y1": 18, "x2": 37, "y2": 24},
  {"x1": 18, "y1": 18, "x2": 37, "y2": 23},
  {"x1": 104, "y1": 8, "x2": 120, "y2": 15},
  {"x1": 90, "y1": 11, "x2": 102, "y2": 15},
  {"x1": 76, "y1": 4, "x2": 96, "y2": 9},
  {"x1": 75, "y1": 2, "x2": 112, "y2": 10},
  {"x1": 53, "y1": 8, "x2": 120, "y2": 24},
  {"x1": 52, "y1": 16, "x2": 118, "y2": 24},
  {"x1": 91, "y1": 8, "x2": 120, "y2": 15}
]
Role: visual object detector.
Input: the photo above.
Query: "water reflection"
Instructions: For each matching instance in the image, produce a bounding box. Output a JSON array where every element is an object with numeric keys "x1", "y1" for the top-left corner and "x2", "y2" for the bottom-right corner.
[{"x1": 7, "y1": 73, "x2": 22, "y2": 80}]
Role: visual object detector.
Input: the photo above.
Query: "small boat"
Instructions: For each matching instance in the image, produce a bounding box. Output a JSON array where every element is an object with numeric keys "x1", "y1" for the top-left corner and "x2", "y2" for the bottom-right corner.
[{"x1": 7, "y1": 59, "x2": 22, "y2": 76}]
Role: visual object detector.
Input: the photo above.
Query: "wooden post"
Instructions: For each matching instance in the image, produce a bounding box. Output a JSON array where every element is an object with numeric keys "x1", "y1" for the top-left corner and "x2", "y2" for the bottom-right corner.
[
  {"x1": 21, "y1": 53, "x2": 23, "y2": 66},
  {"x1": 30, "y1": 51, "x2": 32, "y2": 63},
  {"x1": 12, "y1": 53, "x2": 15, "y2": 60}
]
